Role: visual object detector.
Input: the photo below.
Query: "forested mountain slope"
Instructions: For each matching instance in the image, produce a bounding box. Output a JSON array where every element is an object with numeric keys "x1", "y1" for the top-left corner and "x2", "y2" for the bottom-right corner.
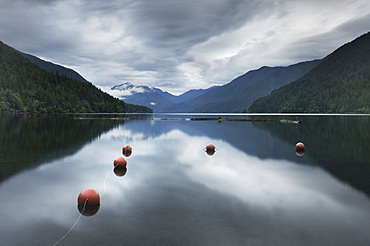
[
  {"x1": 249, "y1": 32, "x2": 370, "y2": 113},
  {"x1": 20, "y1": 52, "x2": 89, "y2": 83},
  {"x1": 0, "y1": 41, "x2": 152, "y2": 114}
]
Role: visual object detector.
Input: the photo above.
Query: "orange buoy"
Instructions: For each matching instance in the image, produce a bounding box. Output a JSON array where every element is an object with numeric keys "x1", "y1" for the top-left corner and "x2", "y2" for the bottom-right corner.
[
  {"x1": 296, "y1": 142, "x2": 305, "y2": 150},
  {"x1": 205, "y1": 144, "x2": 216, "y2": 156},
  {"x1": 114, "y1": 156, "x2": 127, "y2": 167},
  {"x1": 114, "y1": 166, "x2": 127, "y2": 177},
  {"x1": 122, "y1": 145, "x2": 132, "y2": 157},
  {"x1": 77, "y1": 189, "x2": 100, "y2": 206},
  {"x1": 206, "y1": 144, "x2": 216, "y2": 151}
]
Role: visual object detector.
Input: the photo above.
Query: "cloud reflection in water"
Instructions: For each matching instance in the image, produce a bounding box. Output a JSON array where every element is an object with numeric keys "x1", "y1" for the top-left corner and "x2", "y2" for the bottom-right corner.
[{"x1": 1, "y1": 121, "x2": 370, "y2": 246}]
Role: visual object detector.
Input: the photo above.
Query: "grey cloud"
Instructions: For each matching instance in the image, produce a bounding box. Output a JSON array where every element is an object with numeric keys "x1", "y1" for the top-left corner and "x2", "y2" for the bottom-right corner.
[
  {"x1": 282, "y1": 13, "x2": 370, "y2": 62},
  {"x1": 125, "y1": 0, "x2": 266, "y2": 50},
  {"x1": 1, "y1": 0, "x2": 370, "y2": 94}
]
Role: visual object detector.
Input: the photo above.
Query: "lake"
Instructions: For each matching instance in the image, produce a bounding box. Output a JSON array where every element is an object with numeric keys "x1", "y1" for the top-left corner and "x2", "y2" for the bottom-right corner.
[{"x1": 1, "y1": 113, "x2": 370, "y2": 246}]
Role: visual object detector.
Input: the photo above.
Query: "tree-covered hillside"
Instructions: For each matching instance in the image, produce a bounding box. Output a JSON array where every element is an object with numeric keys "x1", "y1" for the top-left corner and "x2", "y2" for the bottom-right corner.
[
  {"x1": 0, "y1": 41, "x2": 152, "y2": 114},
  {"x1": 20, "y1": 52, "x2": 90, "y2": 83},
  {"x1": 249, "y1": 32, "x2": 370, "y2": 113}
]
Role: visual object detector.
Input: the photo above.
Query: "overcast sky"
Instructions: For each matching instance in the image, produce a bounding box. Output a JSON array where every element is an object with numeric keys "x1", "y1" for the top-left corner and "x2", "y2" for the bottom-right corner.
[{"x1": 1, "y1": 0, "x2": 370, "y2": 95}]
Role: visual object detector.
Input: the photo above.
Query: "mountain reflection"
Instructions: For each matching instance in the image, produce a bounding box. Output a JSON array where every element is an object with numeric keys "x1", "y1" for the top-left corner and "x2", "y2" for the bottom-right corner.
[
  {"x1": 121, "y1": 115, "x2": 370, "y2": 198},
  {"x1": 0, "y1": 115, "x2": 121, "y2": 182},
  {"x1": 1, "y1": 115, "x2": 370, "y2": 245},
  {"x1": 252, "y1": 115, "x2": 370, "y2": 197}
]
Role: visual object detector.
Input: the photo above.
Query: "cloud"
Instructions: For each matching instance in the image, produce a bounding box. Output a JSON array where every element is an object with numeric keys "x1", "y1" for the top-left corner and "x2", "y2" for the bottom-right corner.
[
  {"x1": 281, "y1": 13, "x2": 370, "y2": 61},
  {"x1": 101, "y1": 83, "x2": 149, "y2": 98},
  {"x1": 1, "y1": 0, "x2": 370, "y2": 95},
  {"x1": 178, "y1": 0, "x2": 370, "y2": 88}
]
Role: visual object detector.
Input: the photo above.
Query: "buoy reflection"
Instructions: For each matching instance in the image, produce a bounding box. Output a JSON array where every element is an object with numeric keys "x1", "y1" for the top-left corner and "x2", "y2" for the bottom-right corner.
[
  {"x1": 114, "y1": 166, "x2": 127, "y2": 177},
  {"x1": 78, "y1": 204, "x2": 100, "y2": 216},
  {"x1": 296, "y1": 149, "x2": 305, "y2": 156},
  {"x1": 122, "y1": 145, "x2": 133, "y2": 157}
]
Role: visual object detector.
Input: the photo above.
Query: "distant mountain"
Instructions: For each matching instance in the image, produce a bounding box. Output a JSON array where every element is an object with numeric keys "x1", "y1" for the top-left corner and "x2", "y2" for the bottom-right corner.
[
  {"x1": 0, "y1": 41, "x2": 152, "y2": 114},
  {"x1": 164, "y1": 60, "x2": 322, "y2": 113},
  {"x1": 249, "y1": 31, "x2": 370, "y2": 113},
  {"x1": 20, "y1": 53, "x2": 89, "y2": 83},
  {"x1": 110, "y1": 82, "x2": 175, "y2": 112},
  {"x1": 109, "y1": 82, "x2": 215, "y2": 112},
  {"x1": 175, "y1": 88, "x2": 219, "y2": 103},
  {"x1": 110, "y1": 57, "x2": 320, "y2": 113}
]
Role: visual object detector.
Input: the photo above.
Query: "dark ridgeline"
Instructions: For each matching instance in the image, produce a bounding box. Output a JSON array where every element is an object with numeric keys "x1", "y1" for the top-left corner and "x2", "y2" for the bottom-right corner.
[
  {"x1": 249, "y1": 31, "x2": 370, "y2": 113},
  {"x1": 20, "y1": 52, "x2": 90, "y2": 83},
  {"x1": 0, "y1": 41, "x2": 152, "y2": 114}
]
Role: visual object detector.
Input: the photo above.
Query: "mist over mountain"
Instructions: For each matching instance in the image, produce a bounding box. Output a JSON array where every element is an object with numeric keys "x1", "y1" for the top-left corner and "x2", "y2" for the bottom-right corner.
[
  {"x1": 109, "y1": 58, "x2": 321, "y2": 113},
  {"x1": 108, "y1": 58, "x2": 322, "y2": 113},
  {"x1": 109, "y1": 82, "x2": 215, "y2": 112}
]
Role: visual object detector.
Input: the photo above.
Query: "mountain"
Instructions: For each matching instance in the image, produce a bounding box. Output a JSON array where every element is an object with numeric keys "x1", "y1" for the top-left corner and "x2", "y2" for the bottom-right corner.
[
  {"x1": 110, "y1": 57, "x2": 320, "y2": 113},
  {"x1": 164, "y1": 59, "x2": 322, "y2": 113},
  {"x1": 0, "y1": 41, "x2": 152, "y2": 114},
  {"x1": 174, "y1": 87, "x2": 219, "y2": 103},
  {"x1": 20, "y1": 53, "x2": 89, "y2": 83},
  {"x1": 109, "y1": 82, "x2": 214, "y2": 112},
  {"x1": 110, "y1": 82, "x2": 175, "y2": 112},
  {"x1": 248, "y1": 32, "x2": 370, "y2": 113}
]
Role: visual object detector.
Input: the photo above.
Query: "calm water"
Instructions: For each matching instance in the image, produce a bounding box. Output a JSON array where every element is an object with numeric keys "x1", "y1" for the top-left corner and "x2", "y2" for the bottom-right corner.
[{"x1": 0, "y1": 114, "x2": 370, "y2": 246}]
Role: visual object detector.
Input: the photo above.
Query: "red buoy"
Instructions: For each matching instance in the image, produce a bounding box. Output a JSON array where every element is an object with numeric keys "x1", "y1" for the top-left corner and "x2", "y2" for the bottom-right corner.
[
  {"x1": 114, "y1": 157, "x2": 127, "y2": 167},
  {"x1": 122, "y1": 145, "x2": 132, "y2": 157},
  {"x1": 205, "y1": 144, "x2": 216, "y2": 156},
  {"x1": 77, "y1": 189, "x2": 100, "y2": 206},
  {"x1": 296, "y1": 142, "x2": 305, "y2": 150}
]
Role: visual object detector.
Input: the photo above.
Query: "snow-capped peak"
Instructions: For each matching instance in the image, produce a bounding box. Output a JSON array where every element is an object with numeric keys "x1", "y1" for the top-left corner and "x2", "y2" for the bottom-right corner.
[{"x1": 110, "y1": 82, "x2": 153, "y2": 97}]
